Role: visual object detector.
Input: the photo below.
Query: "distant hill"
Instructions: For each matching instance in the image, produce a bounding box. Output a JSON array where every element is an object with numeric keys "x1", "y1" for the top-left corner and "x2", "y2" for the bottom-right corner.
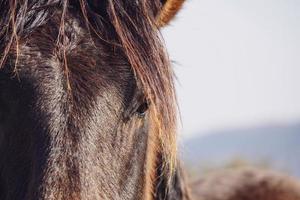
[{"x1": 181, "y1": 123, "x2": 300, "y2": 177}]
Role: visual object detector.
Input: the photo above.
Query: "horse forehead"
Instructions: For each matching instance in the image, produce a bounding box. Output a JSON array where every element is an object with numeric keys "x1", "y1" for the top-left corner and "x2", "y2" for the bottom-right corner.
[
  {"x1": 19, "y1": 13, "x2": 94, "y2": 63},
  {"x1": 16, "y1": 12, "x2": 127, "y2": 85},
  {"x1": 10, "y1": 14, "x2": 134, "y2": 116}
]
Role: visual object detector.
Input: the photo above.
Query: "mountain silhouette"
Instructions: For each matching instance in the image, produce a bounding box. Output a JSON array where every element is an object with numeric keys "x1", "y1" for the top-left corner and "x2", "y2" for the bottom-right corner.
[{"x1": 181, "y1": 123, "x2": 300, "y2": 177}]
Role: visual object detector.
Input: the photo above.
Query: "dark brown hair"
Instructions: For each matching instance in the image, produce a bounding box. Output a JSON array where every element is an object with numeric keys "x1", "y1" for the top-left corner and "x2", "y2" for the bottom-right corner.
[{"x1": 0, "y1": 0, "x2": 180, "y2": 199}]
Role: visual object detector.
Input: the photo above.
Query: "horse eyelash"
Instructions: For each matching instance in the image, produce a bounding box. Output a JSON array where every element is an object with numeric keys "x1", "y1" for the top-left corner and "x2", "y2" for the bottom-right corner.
[
  {"x1": 122, "y1": 98, "x2": 149, "y2": 121},
  {"x1": 135, "y1": 101, "x2": 149, "y2": 117}
]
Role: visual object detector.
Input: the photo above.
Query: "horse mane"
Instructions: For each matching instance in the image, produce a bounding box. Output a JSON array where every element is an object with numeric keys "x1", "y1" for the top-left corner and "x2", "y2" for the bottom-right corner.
[
  {"x1": 106, "y1": 0, "x2": 178, "y2": 177},
  {"x1": 0, "y1": 0, "x2": 177, "y2": 183}
]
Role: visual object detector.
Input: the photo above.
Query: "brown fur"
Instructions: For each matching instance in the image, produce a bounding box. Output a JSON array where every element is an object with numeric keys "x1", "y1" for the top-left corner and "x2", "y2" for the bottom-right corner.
[
  {"x1": 190, "y1": 167, "x2": 300, "y2": 200},
  {"x1": 157, "y1": 0, "x2": 185, "y2": 26},
  {"x1": 0, "y1": 0, "x2": 187, "y2": 199}
]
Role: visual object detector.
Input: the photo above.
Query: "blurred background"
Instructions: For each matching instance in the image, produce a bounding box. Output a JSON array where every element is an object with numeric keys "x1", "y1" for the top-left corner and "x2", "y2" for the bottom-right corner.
[{"x1": 162, "y1": 0, "x2": 300, "y2": 180}]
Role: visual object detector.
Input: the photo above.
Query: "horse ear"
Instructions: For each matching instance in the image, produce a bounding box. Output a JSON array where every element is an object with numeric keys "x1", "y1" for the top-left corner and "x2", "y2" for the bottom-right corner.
[
  {"x1": 156, "y1": 0, "x2": 185, "y2": 27},
  {"x1": 154, "y1": 155, "x2": 191, "y2": 200}
]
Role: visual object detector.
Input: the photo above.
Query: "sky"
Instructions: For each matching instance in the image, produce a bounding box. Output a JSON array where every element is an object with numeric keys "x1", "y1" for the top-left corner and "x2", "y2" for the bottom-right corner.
[{"x1": 162, "y1": 0, "x2": 300, "y2": 138}]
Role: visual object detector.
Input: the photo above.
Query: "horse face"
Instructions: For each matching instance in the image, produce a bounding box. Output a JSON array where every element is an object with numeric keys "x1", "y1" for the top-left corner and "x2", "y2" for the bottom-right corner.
[
  {"x1": 0, "y1": 11, "x2": 147, "y2": 200},
  {"x1": 0, "y1": 1, "x2": 185, "y2": 200}
]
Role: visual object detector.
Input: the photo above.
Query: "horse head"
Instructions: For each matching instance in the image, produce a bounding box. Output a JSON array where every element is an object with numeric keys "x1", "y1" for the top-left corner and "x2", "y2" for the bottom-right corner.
[{"x1": 0, "y1": 0, "x2": 187, "y2": 199}]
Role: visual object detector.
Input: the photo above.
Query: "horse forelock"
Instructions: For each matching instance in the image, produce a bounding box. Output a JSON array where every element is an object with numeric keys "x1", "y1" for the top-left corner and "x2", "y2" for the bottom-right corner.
[{"x1": 0, "y1": 0, "x2": 178, "y2": 198}]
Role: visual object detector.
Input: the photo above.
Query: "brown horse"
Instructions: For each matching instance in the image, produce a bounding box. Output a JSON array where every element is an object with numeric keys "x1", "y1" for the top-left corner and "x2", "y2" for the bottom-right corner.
[
  {"x1": 3, "y1": 1, "x2": 300, "y2": 200},
  {"x1": 190, "y1": 167, "x2": 300, "y2": 200},
  {"x1": 0, "y1": 0, "x2": 190, "y2": 199}
]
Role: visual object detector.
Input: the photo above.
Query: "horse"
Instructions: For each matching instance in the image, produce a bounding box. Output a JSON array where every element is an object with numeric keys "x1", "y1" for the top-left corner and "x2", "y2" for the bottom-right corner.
[
  {"x1": 6, "y1": 2, "x2": 299, "y2": 200},
  {"x1": 0, "y1": 0, "x2": 191, "y2": 199},
  {"x1": 190, "y1": 167, "x2": 300, "y2": 200}
]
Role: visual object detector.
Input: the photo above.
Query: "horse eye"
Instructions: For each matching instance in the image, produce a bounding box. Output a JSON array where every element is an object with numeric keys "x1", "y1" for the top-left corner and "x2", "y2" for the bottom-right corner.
[{"x1": 136, "y1": 101, "x2": 149, "y2": 117}]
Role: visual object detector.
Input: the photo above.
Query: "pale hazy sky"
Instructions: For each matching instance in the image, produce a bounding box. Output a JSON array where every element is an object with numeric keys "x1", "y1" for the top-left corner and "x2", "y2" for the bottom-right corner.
[{"x1": 162, "y1": 0, "x2": 300, "y2": 138}]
